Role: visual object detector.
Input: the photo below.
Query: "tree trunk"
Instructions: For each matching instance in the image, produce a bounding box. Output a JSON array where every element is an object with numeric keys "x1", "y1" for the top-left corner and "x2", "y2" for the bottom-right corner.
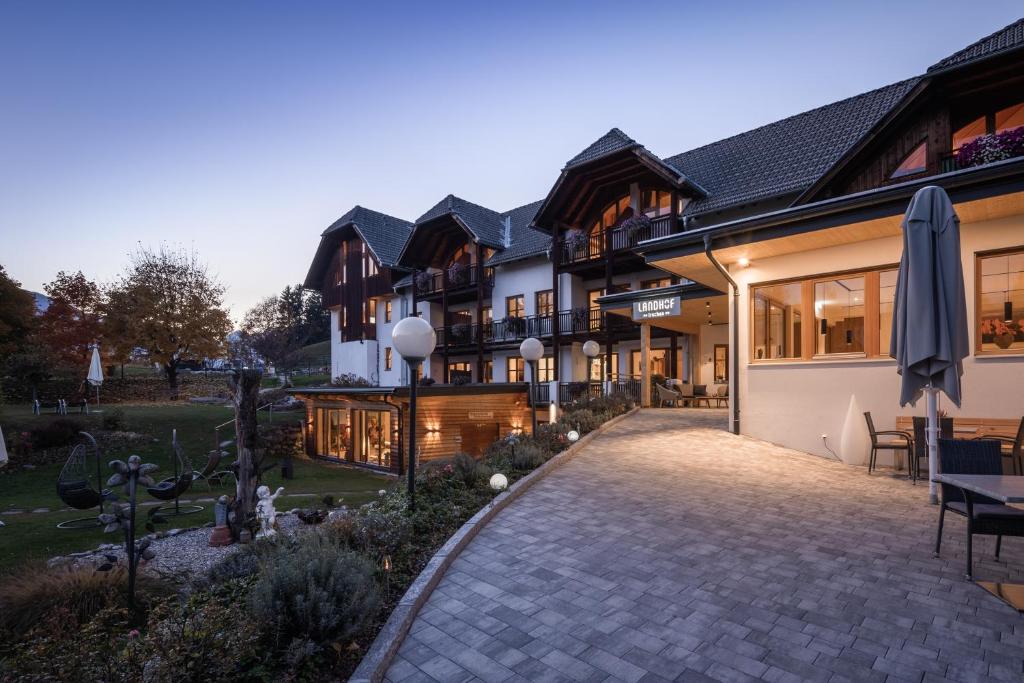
[
  {"x1": 165, "y1": 361, "x2": 179, "y2": 400},
  {"x1": 231, "y1": 368, "x2": 262, "y2": 539}
]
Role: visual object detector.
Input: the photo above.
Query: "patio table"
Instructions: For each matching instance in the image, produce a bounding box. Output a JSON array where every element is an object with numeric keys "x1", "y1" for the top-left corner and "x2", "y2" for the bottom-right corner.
[{"x1": 933, "y1": 473, "x2": 1024, "y2": 611}]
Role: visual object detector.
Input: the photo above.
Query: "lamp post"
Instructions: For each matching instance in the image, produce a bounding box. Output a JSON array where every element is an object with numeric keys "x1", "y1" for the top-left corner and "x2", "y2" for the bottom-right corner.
[
  {"x1": 519, "y1": 337, "x2": 544, "y2": 436},
  {"x1": 392, "y1": 316, "x2": 436, "y2": 511},
  {"x1": 582, "y1": 340, "x2": 600, "y2": 401}
]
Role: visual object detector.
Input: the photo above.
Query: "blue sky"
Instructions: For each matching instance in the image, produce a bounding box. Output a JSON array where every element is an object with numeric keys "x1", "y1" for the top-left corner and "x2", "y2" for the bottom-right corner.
[{"x1": 1, "y1": 1, "x2": 1020, "y2": 320}]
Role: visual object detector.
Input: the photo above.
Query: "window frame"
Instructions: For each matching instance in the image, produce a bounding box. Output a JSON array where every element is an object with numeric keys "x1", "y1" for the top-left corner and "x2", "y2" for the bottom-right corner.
[
  {"x1": 384, "y1": 347, "x2": 393, "y2": 371},
  {"x1": 384, "y1": 300, "x2": 392, "y2": 323},
  {"x1": 535, "y1": 289, "x2": 553, "y2": 317},
  {"x1": 506, "y1": 294, "x2": 525, "y2": 319},
  {"x1": 975, "y1": 246, "x2": 1024, "y2": 357},
  {"x1": 748, "y1": 264, "x2": 898, "y2": 364},
  {"x1": 506, "y1": 356, "x2": 524, "y2": 383},
  {"x1": 889, "y1": 139, "x2": 928, "y2": 180}
]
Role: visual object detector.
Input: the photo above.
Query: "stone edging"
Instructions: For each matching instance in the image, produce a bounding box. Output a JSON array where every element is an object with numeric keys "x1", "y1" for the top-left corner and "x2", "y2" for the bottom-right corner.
[{"x1": 348, "y1": 407, "x2": 639, "y2": 683}]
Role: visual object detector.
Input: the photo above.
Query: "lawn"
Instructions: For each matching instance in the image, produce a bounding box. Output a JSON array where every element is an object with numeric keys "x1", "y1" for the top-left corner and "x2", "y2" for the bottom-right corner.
[{"x1": 0, "y1": 402, "x2": 392, "y2": 571}]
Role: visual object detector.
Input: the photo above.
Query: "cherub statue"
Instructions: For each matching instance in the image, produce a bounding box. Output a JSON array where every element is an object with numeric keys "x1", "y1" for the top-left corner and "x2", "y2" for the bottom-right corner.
[{"x1": 255, "y1": 485, "x2": 285, "y2": 538}]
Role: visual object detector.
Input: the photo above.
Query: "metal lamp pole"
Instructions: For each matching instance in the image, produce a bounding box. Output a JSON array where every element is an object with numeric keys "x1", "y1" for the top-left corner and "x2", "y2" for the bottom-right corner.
[
  {"x1": 407, "y1": 359, "x2": 420, "y2": 510},
  {"x1": 583, "y1": 340, "x2": 599, "y2": 402},
  {"x1": 392, "y1": 316, "x2": 436, "y2": 513},
  {"x1": 519, "y1": 337, "x2": 544, "y2": 436}
]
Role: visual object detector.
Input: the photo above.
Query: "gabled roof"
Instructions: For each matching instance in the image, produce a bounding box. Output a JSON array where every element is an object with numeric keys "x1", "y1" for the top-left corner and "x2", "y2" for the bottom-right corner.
[
  {"x1": 928, "y1": 18, "x2": 1024, "y2": 73},
  {"x1": 665, "y1": 78, "x2": 921, "y2": 217},
  {"x1": 322, "y1": 205, "x2": 414, "y2": 267},
  {"x1": 564, "y1": 128, "x2": 638, "y2": 168},
  {"x1": 415, "y1": 194, "x2": 507, "y2": 249},
  {"x1": 486, "y1": 200, "x2": 550, "y2": 266},
  {"x1": 303, "y1": 205, "x2": 413, "y2": 288}
]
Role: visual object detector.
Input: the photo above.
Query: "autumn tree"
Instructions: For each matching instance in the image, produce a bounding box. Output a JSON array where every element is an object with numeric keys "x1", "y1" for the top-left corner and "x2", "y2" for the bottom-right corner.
[
  {"x1": 34, "y1": 270, "x2": 103, "y2": 369},
  {"x1": 239, "y1": 284, "x2": 328, "y2": 366},
  {"x1": 109, "y1": 246, "x2": 231, "y2": 399},
  {"x1": 0, "y1": 265, "x2": 36, "y2": 362}
]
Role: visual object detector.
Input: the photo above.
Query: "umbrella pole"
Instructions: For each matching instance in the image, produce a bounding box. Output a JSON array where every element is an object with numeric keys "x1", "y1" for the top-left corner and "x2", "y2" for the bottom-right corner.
[{"x1": 927, "y1": 386, "x2": 939, "y2": 505}]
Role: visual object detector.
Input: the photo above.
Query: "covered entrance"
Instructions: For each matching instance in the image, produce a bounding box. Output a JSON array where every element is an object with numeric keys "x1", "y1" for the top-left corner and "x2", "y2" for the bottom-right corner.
[{"x1": 597, "y1": 283, "x2": 729, "y2": 408}]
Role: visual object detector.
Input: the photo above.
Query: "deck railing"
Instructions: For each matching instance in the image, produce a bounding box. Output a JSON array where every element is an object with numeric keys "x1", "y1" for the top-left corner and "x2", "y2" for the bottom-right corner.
[
  {"x1": 561, "y1": 215, "x2": 677, "y2": 265},
  {"x1": 416, "y1": 266, "x2": 494, "y2": 297},
  {"x1": 434, "y1": 309, "x2": 637, "y2": 348}
]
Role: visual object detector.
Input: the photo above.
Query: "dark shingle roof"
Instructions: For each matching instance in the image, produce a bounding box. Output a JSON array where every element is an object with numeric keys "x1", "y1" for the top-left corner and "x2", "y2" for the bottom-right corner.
[
  {"x1": 487, "y1": 200, "x2": 550, "y2": 266},
  {"x1": 665, "y1": 78, "x2": 920, "y2": 216},
  {"x1": 323, "y1": 205, "x2": 413, "y2": 267},
  {"x1": 929, "y1": 18, "x2": 1024, "y2": 72},
  {"x1": 564, "y1": 128, "x2": 638, "y2": 168},
  {"x1": 416, "y1": 194, "x2": 507, "y2": 249}
]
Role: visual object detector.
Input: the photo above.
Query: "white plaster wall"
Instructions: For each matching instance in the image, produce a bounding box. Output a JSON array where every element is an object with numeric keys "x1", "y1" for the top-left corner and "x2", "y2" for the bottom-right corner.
[
  {"x1": 332, "y1": 339, "x2": 379, "y2": 383},
  {"x1": 732, "y1": 213, "x2": 1024, "y2": 465},
  {"x1": 492, "y1": 258, "x2": 553, "y2": 316},
  {"x1": 698, "y1": 324, "x2": 729, "y2": 388}
]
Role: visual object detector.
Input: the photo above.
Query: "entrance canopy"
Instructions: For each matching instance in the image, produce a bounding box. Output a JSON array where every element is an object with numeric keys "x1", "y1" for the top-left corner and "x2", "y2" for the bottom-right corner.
[{"x1": 597, "y1": 283, "x2": 727, "y2": 334}]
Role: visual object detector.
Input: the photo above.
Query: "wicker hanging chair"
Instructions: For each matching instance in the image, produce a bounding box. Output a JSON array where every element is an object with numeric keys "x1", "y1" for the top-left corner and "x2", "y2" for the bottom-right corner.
[{"x1": 55, "y1": 432, "x2": 107, "y2": 529}]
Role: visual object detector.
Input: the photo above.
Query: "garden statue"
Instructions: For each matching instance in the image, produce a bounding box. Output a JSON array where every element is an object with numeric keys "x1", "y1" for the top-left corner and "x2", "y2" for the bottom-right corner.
[
  {"x1": 255, "y1": 485, "x2": 285, "y2": 538},
  {"x1": 208, "y1": 494, "x2": 233, "y2": 547}
]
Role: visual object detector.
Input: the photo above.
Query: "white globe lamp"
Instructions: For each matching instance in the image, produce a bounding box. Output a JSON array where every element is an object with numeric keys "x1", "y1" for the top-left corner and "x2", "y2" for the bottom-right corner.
[
  {"x1": 391, "y1": 315, "x2": 435, "y2": 511},
  {"x1": 519, "y1": 337, "x2": 544, "y2": 436},
  {"x1": 489, "y1": 473, "x2": 508, "y2": 491},
  {"x1": 582, "y1": 340, "x2": 600, "y2": 401},
  {"x1": 567, "y1": 430, "x2": 580, "y2": 443}
]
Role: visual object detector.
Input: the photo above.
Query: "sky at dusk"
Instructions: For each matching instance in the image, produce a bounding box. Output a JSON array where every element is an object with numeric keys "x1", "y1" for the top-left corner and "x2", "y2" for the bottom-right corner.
[{"x1": 1, "y1": 1, "x2": 1021, "y2": 323}]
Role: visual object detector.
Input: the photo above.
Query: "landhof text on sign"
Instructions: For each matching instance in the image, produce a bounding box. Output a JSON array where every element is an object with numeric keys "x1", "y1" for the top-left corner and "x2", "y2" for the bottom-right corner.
[{"x1": 632, "y1": 296, "x2": 681, "y2": 321}]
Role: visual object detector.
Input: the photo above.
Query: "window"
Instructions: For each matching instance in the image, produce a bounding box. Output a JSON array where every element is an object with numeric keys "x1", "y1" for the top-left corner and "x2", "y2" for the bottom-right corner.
[
  {"x1": 879, "y1": 269, "x2": 898, "y2": 356},
  {"x1": 977, "y1": 248, "x2": 1024, "y2": 354},
  {"x1": 384, "y1": 300, "x2": 392, "y2": 323},
  {"x1": 641, "y1": 277, "x2": 671, "y2": 290},
  {"x1": 641, "y1": 190, "x2": 672, "y2": 218},
  {"x1": 815, "y1": 276, "x2": 865, "y2": 355},
  {"x1": 448, "y1": 362, "x2": 472, "y2": 384},
  {"x1": 630, "y1": 349, "x2": 667, "y2": 379},
  {"x1": 890, "y1": 141, "x2": 927, "y2": 179},
  {"x1": 483, "y1": 360, "x2": 492, "y2": 383},
  {"x1": 506, "y1": 295, "x2": 525, "y2": 318},
  {"x1": 714, "y1": 345, "x2": 728, "y2": 383},
  {"x1": 751, "y1": 282, "x2": 802, "y2": 360},
  {"x1": 384, "y1": 347, "x2": 393, "y2": 371},
  {"x1": 953, "y1": 101, "x2": 1024, "y2": 152},
  {"x1": 341, "y1": 241, "x2": 348, "y2": 284},
  {"x1": 353, "y1": 409, "x2": 391, "y2": 468},
  {"x1": 535, "y1": 290, "x2": 553, "y2": 316},
  {"x1": 482, "y1": 306, "x2": 493, "y2": 324},
  {"x1": 536, "y1": 356, "x2": 554, "y2": 382},
  {"x1": 367, "y1": 298, "x2": 376, "y2": 324},
  {"x1": 954, "y1": 116, "x2": 987, "y2": 151},
  {"x1": 316, "y1": 408, "x2": 350, "y2": 459},
  {"x1": 996, "y1": 103, "x2": 1024, "y2": 134},
  {"x1": 507, "y1": 356, "x2": 524, "y2": 382}
]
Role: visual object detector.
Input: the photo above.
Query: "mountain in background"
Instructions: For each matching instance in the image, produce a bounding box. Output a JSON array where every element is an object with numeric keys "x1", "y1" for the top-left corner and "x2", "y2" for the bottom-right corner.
[{"x1": 26, "y1": 291, "x2": 50, "y2": 314}]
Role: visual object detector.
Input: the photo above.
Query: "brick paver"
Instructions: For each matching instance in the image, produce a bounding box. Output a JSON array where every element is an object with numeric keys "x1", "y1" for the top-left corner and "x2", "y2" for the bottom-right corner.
[{"x1": 385, "y1": 409, "x2": 1024, "y2": 682}]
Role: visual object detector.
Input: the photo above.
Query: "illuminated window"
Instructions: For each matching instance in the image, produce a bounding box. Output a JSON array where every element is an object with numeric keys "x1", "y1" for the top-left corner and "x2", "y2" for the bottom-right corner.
[
  {"x1": 448, "y1": 362, "x2": 472, "y2": 384},
  {"x1": 384, "y1": 347, "x2": 392, "y2": 371},
  {"x1": 815, "y1": 276, "x2": 865, "y2": 355},
  {"x1": 316, "y1": 408, "x2": 350, "y2": 459},
  {"x1": 630, "y1": 349, "x2": 667, "y2": 378},
  {"x1": 341, "y1": 241, "x2": 348, "y2": 284},
  {"x1": 367, "y1": 299, "x2": 376, "y2": 324},
  {"x1": 482, "y1": 306, "x2": 492, "y2": 324},
  {"x1": 641, "y1": 278, "x2": 671, "y2": 290},
  {"x1": 535, "y1": 290, "x2": 553, "y2": 316},
  {"x1": 890, "y1": 141, "x2": 926, "y2": 178},
  {"x1": 506, "y1": 295, "x2": 525, "y2": 318},
  {"x1": 507, "y1": 357, "x2": 524, "y2": 382},
  {"x1": 641, "y1": 190, "x2": 672, "y2": 217},
  {"x1": 996, "y1": 103, "x2": 1024, "y2": 134},
  {"x1": 977, "y1": 248, "x2": 1024, "y2": 354},
  {"x1": 536, "y1": 356, "x2": 554, "y2": 382},
  {"x1": 483, "y1": 360, "x2": 492, "y2": 383},
  {"x1": 384, "y1": 300, "x2": 392, "y2": 323},
  {"x1": 879, "y1": 269, "x2": 898, "y2": 356},
  {"x1": 752, "y1": 282, "x2": 802, "y2": 360},
  {"x1": 954, "y1": 116, "x2": 986, "y2": 151}
]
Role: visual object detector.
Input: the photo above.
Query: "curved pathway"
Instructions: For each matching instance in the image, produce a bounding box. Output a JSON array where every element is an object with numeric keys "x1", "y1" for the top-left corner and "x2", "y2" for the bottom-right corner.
[{"x1": 386, "y1": 409, "x2": 1024, "y2": 683}]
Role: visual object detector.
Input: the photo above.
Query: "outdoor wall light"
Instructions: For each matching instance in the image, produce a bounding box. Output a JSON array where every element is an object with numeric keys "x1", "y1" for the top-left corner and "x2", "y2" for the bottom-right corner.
[
  {"x1": 391, "y1": 315, "x2": 436, "y2": 511},
  {"x1": 737, "y1": 257, "x2": 751, "y2": 267}
]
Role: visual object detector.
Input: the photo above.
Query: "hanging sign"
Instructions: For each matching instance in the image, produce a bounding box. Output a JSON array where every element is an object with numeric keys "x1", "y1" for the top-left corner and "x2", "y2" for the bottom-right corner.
[
  {"x1": 632, "y1": 296, "x2": 681, "y2": 321},
  {"x1": 468, "y1": 410, "x2": 494, "y2": 420}
]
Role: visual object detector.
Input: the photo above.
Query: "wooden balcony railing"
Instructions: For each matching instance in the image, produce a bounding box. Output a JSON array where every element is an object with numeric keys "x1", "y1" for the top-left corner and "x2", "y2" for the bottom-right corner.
[
  {"x1": 416, "y1": 266, "x2": 495, "y2": 297},
  {"x1": 561, "y1": 215, "x2": 678, "y2": 265},
  {"x1": 433, "y1": 309, "x2": 639, "y2": 349}
]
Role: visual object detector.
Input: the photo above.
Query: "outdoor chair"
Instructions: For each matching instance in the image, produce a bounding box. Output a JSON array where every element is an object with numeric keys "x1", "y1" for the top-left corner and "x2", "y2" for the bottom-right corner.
[
  {"x1": 692, "y1": 384, "x2": 710, "y2": 408},
  {"x1": 712, "y1": 385, "x2": 728, "y2": 408},
  {"x1": 674, "y1": 382, "x2": 694, "y2": 407},
  {"x1": 911, "y1": 416, "x2": 953, "y2": 484},
  {"x1": 934, "y1": 438, "x2": 1024, "y2": 579},
  {"x1": 864, "y1": 412, "x2": 913, "y2": 475},
  {"x1": 656, "y1": 383, "x2": 683, "y2": 408},
  {"x1": 192, "y1": 449, "x2": 236, "y2": 488},
  {"x1": 971, "y1": 417, "x2": 1023, "y2": 476}
]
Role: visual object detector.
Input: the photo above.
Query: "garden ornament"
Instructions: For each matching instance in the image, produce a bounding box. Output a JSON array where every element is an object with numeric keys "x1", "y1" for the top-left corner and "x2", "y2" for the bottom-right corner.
[
  {"x1": 255, "y1": 485, "x2": 285, "y2": 538},
  {"x1": 208, "y1": 494, "x2": 233, "y2": 547},
  {"x1": 489, "y1": 473, "x2": 508, "y2": 491}
]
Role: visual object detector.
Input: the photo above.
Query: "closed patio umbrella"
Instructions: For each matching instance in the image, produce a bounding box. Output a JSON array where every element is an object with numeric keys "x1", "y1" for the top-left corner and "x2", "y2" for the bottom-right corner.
[
  {"x1": 0, "y1": 426, "x2": 8, "y2": 469},
  {"x1": 87, "y1": 344, "x2": 104, "y2": 406},
  {"x1": 890, "y1": 186, "x2": 969, "y2": 504}
]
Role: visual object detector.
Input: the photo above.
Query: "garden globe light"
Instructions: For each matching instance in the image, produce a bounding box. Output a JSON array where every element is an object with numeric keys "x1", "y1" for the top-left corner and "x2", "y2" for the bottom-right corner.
[
  {"x1": 391, "y1": 315, "x2": 436, "y2": 511},
  {"x1": 582, "y1": 340, "x2": 600, "y2": 401},
  {"x1": 489, "y1": 473, "x2": 508, "y2": 491},
  {"x1": 567, "y1": 430, "x2": 580, "y2": 443},
  {"x1": 519, "y1": 337, "x2": 544, "y2": 436}
]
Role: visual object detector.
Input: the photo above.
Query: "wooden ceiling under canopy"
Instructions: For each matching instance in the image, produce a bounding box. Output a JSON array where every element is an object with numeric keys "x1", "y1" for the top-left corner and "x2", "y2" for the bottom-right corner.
[
  {"x1": 602, "y1": 295, "x2": 729, "y2": 335},
  {"x1": 649, "y1": 190, "x2": 1024, "y2": 291},
  {"x1": 399, "y1": 215, "x2": 475, "y2": 270}
]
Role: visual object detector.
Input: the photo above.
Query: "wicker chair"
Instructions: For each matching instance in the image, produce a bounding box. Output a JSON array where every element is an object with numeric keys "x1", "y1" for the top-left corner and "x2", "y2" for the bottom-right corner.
[
  {"x1": 864, "y1": 412, "x2": 913, "y2": 475},
  {"x1": 934, "y1": 438, "x2": 1024, "y2": 579},
  {"x1": 973, "y1": 417, "x2": 1024, "y2": 476},
  {"x1": 712, "y1": 385, "x2": 728, "y2": 408},
  {"x1": 911, "y1": 416, "x2": 953, "y2": 484},
  {"x1": 656, "y1": 384, "x2": 683, "y2": 408}
]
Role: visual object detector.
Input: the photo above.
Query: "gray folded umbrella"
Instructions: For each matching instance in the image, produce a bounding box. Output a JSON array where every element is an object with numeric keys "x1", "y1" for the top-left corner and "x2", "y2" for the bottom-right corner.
[{"x1": 890, "y1": 186, "x2": 969, "y2": 501}]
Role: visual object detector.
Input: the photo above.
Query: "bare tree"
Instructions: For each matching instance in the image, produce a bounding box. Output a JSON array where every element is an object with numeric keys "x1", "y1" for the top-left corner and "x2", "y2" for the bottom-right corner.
[{"x1": 230, "y1": 368, "x2": 262, "y2": 538}]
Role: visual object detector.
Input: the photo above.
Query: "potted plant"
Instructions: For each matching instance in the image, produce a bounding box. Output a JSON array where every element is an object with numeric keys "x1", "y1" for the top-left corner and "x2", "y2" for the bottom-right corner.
[
  {"x1": 618, "y1": 214, "x2": 652, "y2": 242},
  {"x1": 981, "y1": 318, "x2": 1021, "y2": 349},
  {"x1": 564, "y1": 229, "x2": 589, "y2": 253},
  {"x1": 959, "y1": 126, "x2": 1024, "y2": 168},
  {"x1": 451, "y1": 322, "x2": 471, "y2": 343},
  {"x1": 571, "y1": 306, "x2": 590, "y2": 331},
  {"x1": 446, "y1": 262, "x2": 467, "y2": 286},
  {"x1": 414, "y1": 271, "x2": 433, "y2": 291},
  {"x1": 502, "y1": 315, "x2": 526, "y2": 337}
]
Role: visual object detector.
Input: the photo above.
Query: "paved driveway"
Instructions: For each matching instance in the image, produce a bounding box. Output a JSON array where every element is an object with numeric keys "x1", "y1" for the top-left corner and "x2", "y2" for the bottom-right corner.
[{"x1": 385, "y1": 409, "x2": 1024, "y2": 683}]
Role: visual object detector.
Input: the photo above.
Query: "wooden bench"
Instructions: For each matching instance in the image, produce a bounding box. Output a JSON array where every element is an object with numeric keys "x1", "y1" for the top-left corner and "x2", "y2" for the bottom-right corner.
[{"x1": 895, "y1": 416, "x2": 1020, "y2": 440}]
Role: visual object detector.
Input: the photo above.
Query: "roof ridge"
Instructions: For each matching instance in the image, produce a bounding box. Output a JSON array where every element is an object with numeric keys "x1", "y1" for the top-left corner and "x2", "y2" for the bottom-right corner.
[
  {"x1": 666, "y1": 77, "x2": 921, "y2": 163},
  {"x1": 928, "y1": 17, "x2": 1024, "y2": 72}
]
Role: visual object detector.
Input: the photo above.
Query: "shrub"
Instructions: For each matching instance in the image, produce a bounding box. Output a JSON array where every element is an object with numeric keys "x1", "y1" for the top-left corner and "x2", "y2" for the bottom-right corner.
[
  {"x1": 249, "y1": 532, "x2": 380, "y2": 644},
  {"x1": 331, "y1": 373, "x2": 370, "y2": 387},
  {"x1": 28, "y1": 417, "x2": 84, "y2": 449},
  {"x1": 564, "y1": 408, "x2": 602, "y2": 434},
  {"x1": 101, "y1": 408, "x2": 127, "y2": 431},
  {"x1": 452, "y1": 451, "x2": 481, "y2": 487},
  {"x1": 511, "y1": 442, "x2": 549, "y2": 470},
  {"x1": 0, "y1": 563, "x2": 165, "y2": 636}
]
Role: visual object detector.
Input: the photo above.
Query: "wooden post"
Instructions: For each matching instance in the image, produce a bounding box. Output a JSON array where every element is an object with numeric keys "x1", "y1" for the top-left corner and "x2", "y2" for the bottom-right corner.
[
  {"x1": 230, "y1": 368, "x2": 261, "y2": 539},
  {"x1": 604, "y1": 227, "x2": 615, "y2": 384},
  {"x1": 551, "y1": 228, "x2": 561, "y2": 380},
  {"x1": 442, "y1": 269, "x2": 450, "y2": 384},
  {"x1": 476, "y1": 243, "x2": 485, "y2": 382},
  {"x1": 640, "y1": 323, "x2": 651, "y2": 408},
  {"x1": 669, "y1": 333, "x2": 678, "y2": 380}
]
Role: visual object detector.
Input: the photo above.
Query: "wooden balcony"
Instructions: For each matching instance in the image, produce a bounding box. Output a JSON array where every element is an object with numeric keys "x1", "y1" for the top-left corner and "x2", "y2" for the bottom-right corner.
[
  {"x1": 416, "y1": 266, "x2": 494, "y2": 301},
  {"x1": 433, "y1": 309, "x2": 642, "y2": 350},
  {"x1": 560, "y1": 215, "x2": 679, "y2": 266}
]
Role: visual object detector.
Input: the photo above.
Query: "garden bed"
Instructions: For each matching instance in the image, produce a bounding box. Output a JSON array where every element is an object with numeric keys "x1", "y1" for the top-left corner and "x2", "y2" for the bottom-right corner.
[{"x1": 0, "y1": 395, "x2": 634, "y2": 681}]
